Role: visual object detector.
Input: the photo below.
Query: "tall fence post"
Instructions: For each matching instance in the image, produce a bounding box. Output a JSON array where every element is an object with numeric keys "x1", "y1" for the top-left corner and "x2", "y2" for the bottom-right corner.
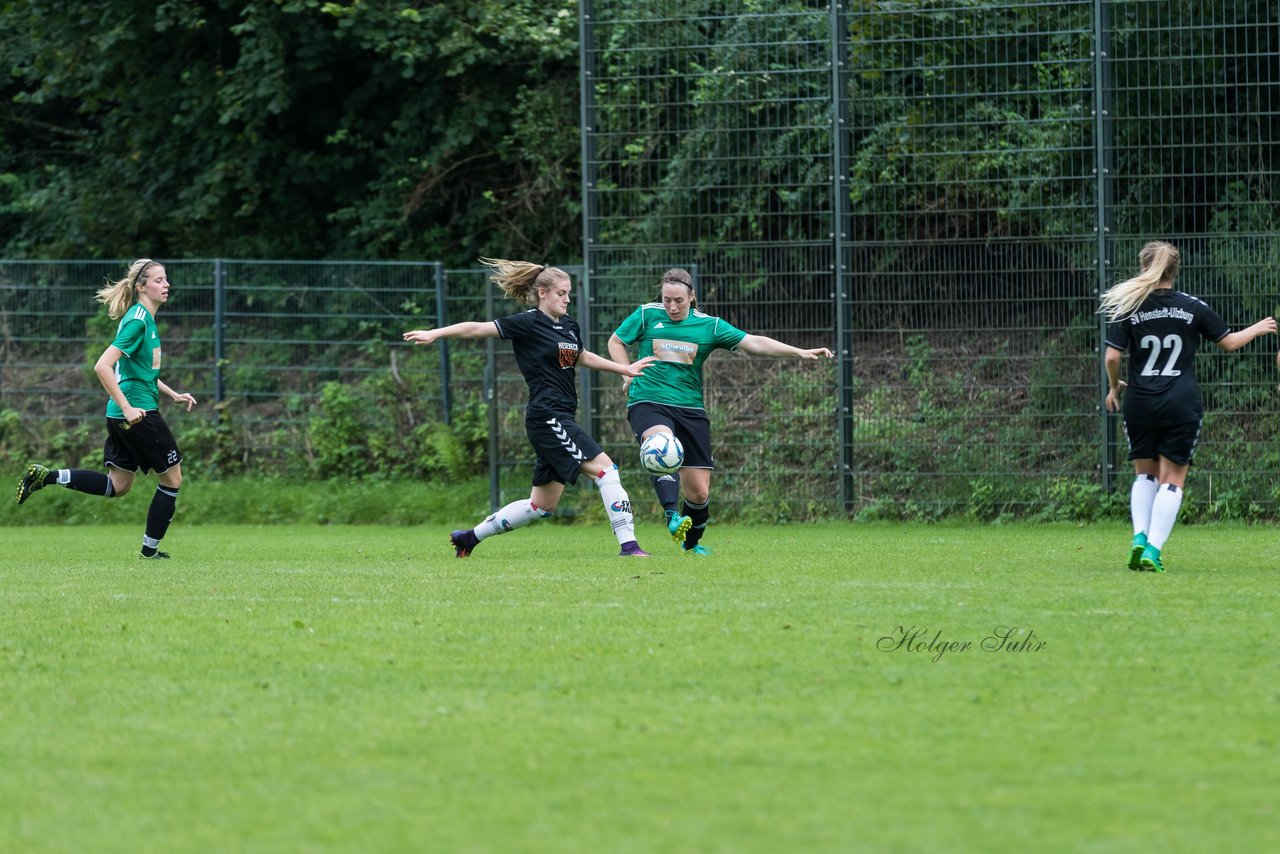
[
  {"x1": 213, "y1": 258, "x2": 226, "y2": 415},
  {"x1": 578, "y1": 0, "x2": 599, "y2": 445},
  {"x1": 1092, "y1": 0, "x2": 1116, "y2": 493},
  {"x1": 484, "y1": 283, "x2": 500, "y2": 512},
  {"x1": 831, "y1": 2, "x2": 854, "y2": 515},
  {"x1": 434, "y1": 262, "x2": 451, "y2": 425}
]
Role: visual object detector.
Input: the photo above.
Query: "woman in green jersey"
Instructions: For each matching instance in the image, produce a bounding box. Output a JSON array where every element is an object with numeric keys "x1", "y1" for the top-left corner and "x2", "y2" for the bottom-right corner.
[
  {"x1": 607, "y1": 268, "x2": 833, "y2": 555},
  {"x1": 16, "y1": 258, "x2": 197, "y2": 559}
]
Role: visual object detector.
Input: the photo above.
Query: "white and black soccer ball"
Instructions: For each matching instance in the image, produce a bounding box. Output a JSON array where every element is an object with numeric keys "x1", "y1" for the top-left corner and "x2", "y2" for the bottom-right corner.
[{"x1": 639, "y1": 432, "x2": 684, "y2": 475}]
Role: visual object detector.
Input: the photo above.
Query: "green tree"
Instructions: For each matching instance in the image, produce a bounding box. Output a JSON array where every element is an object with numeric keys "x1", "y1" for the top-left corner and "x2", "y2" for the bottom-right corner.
[{"x1": 0, "y1": 0, "x2": 582, "y2": 263}]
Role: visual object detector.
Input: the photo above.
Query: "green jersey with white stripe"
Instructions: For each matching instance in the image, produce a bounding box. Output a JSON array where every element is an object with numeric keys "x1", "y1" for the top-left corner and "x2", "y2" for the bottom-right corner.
[
  {"x1": 613, "y1": 304, "x2": 747, "y2": 409},
  {"x1": 105, "y1": 303, "x2": 162, "y2": 417}
]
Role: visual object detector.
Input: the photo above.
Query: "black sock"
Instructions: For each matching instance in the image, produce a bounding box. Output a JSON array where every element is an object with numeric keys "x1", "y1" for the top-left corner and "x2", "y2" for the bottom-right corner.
[
  {"x1": 60, "y1": 469, "x2": 115, "y2": 497},
  {"x1": 682, "y1": 498, "x2": 710, "y2": 548},
  {"x1": 654, "y1": 475, "x2": 680, "y2": 514},
  {"x1": 145, "y1": 486, "x2": 180, "y2": 546}
]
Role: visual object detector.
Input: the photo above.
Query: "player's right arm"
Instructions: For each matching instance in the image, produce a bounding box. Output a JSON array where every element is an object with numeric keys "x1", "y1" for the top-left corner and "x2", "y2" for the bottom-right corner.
[
  {"x1": 402, "y1": 321, "x2": 500, "y2": 345},
  {"x1": 606, "y1": 333, "x2": 631, "y2": 364},
  {"x1": 93, "y1": 345, "x2": 145, "y2": 425},
  {"x1": 607, "y1": 331, "x2": 637, "y2": 393},
  {"x1": 1104, "y1": 345, "x2": 1125, "y2": 413}
]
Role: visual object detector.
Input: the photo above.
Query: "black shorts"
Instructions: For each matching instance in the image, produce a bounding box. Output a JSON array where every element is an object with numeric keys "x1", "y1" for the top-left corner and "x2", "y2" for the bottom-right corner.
[
  {"x1": 526, "y1": 415, "x2": 603, "y2": 486},
  {"x1": 105, "y1": 412, "x2": 183, "y2": 475},
  {"x1": 1123, "y1": 418, "x2": 1202, "y2": 466},
  {"x1": 627, "y1": 402, "x2": 714, "y2": 469}
]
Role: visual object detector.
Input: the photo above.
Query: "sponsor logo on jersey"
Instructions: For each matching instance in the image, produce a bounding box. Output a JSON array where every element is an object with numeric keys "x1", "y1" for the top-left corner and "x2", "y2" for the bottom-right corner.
[
  {"x1": 610, "y1": 500, "x2": 631, "y2": 513},
  {"x1": 557, "y1": 341, "x2": 579, "y2": 368},
  {"x1": 653, "y1": 338, "x2": 698, "y2": 364}
]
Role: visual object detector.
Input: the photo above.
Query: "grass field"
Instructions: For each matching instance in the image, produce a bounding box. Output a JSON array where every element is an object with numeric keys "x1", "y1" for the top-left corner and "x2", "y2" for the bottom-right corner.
[{"x1": 3, "y1": 520, "x2": 1276, "y2": 852}]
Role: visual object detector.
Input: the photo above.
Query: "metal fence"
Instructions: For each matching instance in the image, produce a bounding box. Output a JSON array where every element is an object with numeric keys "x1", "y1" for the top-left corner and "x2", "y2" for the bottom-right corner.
[
  {"x1": 1, "y1": 260, "x2": 447, "y2": 465},
  {"x1": 0, "y1": 260, "x2": 618, "y2": 516},
  {"x1": 580, "y1": 0, "x2": 1280, "y2": 518},
  {"x1": 4, "y1": 3, "x2": 1279, "y2": 521}
]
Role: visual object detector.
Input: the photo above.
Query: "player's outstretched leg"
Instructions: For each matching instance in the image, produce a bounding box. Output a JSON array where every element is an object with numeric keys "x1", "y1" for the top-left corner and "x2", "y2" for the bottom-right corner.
[
  {"x1": 16, "y1": 464, "x2": 51, "y2": 505},
  {"x1": 1128, "y1": 532, "x2": 1147, "y2": 571},
  {"x1": 19, "y1": 465, "x2": 118, "y2": 506},
  {"x1": 652, "y1": 474, "x2": 680, "y2": 515},
  {"x1": 452, "y1": 499, "x2": 553, "y2": 558}
]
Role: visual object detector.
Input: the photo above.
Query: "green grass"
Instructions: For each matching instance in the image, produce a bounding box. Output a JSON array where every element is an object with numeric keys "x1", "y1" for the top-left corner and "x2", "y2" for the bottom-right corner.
[
  {"x1": 2, "y1": 521, "x2": 1277, "y2": 852},
  {"x1": 0, "y1": 476, "x2": 491, "y2": 526}
]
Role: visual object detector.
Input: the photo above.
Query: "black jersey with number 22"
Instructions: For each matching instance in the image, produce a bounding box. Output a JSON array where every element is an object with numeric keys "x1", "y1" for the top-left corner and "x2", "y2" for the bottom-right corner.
[
  {"x1": 1104, "y1": 289, "x2": 1229, "y2": 424},
  {"x1": 494, "y1": 309, "x2": 582, "y2": 422}
]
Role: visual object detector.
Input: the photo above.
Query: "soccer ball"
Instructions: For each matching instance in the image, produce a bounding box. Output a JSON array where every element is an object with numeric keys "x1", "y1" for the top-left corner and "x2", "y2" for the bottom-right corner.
[{"x1": 639, "y1": 432, "x2": 684, "y2": 475}]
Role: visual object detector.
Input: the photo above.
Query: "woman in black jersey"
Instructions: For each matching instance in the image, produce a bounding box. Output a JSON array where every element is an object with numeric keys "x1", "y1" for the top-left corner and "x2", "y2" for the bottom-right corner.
[
  {"x1": 1101, "y1": 241, "x2": 1275, "y2": 572},
  {"x1": 404, "y1": 257, "x2": 656, "y2": 558}
]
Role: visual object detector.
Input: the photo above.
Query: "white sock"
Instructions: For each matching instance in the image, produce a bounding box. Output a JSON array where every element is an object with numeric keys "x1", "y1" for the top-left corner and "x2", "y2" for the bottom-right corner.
[
  {"x1": 1146, "y1": 483, "x2": 1183, "y2": 550},
  {"x1": 1130, "y1": 474, "x2": 1159, "y2": 537},
  {"x1": 474, "y1": 500, "x2": 550, "y2": 541},
  {"x1": 595, "y1": 466, "x2": 636, "y2": 545}
]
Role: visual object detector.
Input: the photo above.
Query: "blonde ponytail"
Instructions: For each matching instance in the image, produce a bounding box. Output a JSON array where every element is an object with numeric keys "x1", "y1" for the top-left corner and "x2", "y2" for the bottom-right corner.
[
  {"x1": 96, "y1": 258, "x2": 156, "y2": 320},
  {"x1": 479, "y1": 257, "x2": 566, "y2": 306},
  {"x1": 1098, "y1": 241, "x2": 1181, "y2": 322}
]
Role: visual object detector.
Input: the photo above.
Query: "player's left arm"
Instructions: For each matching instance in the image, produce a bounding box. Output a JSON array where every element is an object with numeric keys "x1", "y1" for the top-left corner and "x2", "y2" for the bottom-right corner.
[
  {"x1": 580, "y1": 349, "x2": 654, "y2": 378},
  {"x1": 737, "y1": 334, "x2": 834, "y2": 360},
  {"x1": 1216, "y1": 317, "x2": 1276, "y2": 352},
  {"x1": 157, "y1": 379, "x2": 198, "y2": 412}
]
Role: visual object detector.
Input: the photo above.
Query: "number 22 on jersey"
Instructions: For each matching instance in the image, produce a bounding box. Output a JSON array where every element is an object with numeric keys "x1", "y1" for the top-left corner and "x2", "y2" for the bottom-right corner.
[{"x1": 1139, "y1": 334, "x2": 1183, "y2": 377}]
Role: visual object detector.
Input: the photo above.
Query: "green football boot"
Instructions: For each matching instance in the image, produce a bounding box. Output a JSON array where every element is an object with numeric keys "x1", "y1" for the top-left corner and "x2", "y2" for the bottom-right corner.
[
  {"x1": 666, "y1": 510, "x2": 692, "y2": 544},
  {"x1": 1138, "y1": 544, "x2": 1165, "y2": 573},
  {"x1": 16, "y1": 464, "x2": 50, "y2": 506},
  {"x1": 1128, "y1": 532, "x2": 1147, "y2": 571}
]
